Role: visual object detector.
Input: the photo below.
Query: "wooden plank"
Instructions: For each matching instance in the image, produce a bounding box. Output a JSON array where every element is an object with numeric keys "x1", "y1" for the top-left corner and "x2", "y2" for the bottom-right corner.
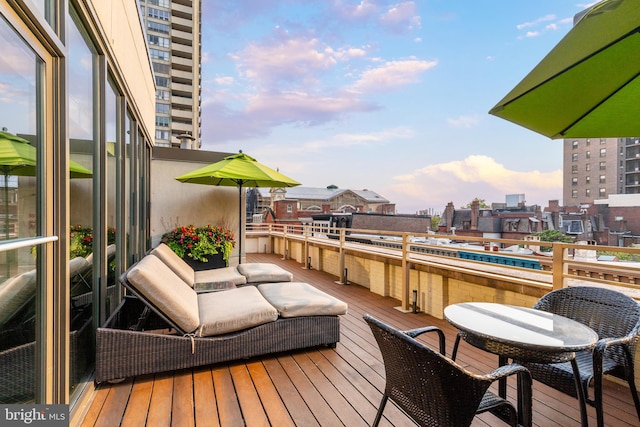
[
  {"x1": 246, "y1": 360, "x2": 295, "y2": 427},
  {"x1": 121, "y1": 375, "x2": 154, "y2": 427},
  {"x1": 193, "y1": 367, "x2": 220, "y2": 427},
  {"x1": 262, "y1": 357, "x2": 320, "y2": 427},
  {"x1": 78, "y1": 384, "x2": 111, "y2": 427},
  {"x1": 292, "y1": 351, "x2": 368, "y2": 426},
  {"x1": 278, "y1": 355, "x2": 342, "y2": 426},
  {"x1": 171, "y1": 370, "x2": 195, "y2": 427},
  {"x1": 92, "y1": 378, "x2": 133, "y2": 427},
  {"x1": 146, "y1": 372, "x2": 173, "y2": 427},
  {"x1": 212, "y1": 365, "x2": 244, "y2": 427},
  {"x1": 229, "y1": 363, "x2": 270, "y2": 427}
]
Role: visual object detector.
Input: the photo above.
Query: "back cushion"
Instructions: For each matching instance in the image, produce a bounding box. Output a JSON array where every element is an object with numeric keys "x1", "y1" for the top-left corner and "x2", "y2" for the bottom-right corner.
[
  {"x1": 127, "y1": 255, "x2": 200, "y2": 333},
  {"x1": 150, "y1": 243, "x2": 195, "y2": 286}
]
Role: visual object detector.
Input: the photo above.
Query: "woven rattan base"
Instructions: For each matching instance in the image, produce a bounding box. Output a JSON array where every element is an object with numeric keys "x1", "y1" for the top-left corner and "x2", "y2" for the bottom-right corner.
[{"x1": 95, "y1": 297, "x2": 340, "y2": 383}]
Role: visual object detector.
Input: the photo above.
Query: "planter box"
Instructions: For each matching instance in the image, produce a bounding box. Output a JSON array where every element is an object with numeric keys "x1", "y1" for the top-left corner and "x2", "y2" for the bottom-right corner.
[{"x1": 182, "y1": 252, "x2": 226, "y2": 271}]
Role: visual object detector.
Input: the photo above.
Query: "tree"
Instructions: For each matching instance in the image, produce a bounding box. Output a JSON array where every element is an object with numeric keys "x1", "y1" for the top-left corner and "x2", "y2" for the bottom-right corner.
[
  {"x1": 533, "y1": 229, "x2": 573, "y2": 252},
  {"x1": 430, "y1": 214, "x2": 441, "y2": 232},
  {"x1": 464, "y1": 198, "x2": 490, "y2": 208}
]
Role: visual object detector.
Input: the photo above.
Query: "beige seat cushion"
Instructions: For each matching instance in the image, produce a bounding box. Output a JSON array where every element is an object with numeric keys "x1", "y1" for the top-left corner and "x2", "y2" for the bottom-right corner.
[
  {"x1": 127, "y1": 255, "x2": 200, "y2": 333},
  {"x1": 237, "y1": 263, "x2": 293, "y2": 283},
  {"x1": 197, "y1": 286, "x2": 278, "y2": 336},
  {"x1": 0, "y1": 270, "x2": 37, "y2": 326},
  {"x1": 195, "y1": 266, "x2": 247, "y2": 286},
  {"x1": 149, "y1": 243, "x2": 196, "y2": 286},
  {"x1": 257, "y1": 282, "x2": 348, "y2": 318}
]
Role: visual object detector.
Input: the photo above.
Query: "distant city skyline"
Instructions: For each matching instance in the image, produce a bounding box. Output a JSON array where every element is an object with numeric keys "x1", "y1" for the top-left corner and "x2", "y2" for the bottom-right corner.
[{"x1": 199, "y1": 1, "x2": 601, "y2": 213}]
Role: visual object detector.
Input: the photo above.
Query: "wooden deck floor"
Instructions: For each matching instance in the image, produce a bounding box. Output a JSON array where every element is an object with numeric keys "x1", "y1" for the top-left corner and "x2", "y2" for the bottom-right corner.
[{"x1": 76, "y1": 253, "x2": 640, "y2": 427}]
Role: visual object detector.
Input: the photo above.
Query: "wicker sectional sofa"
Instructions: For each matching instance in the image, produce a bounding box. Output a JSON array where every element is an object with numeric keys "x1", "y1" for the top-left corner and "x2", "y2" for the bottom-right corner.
[{"x1": 95, "y1": 249, "x2": 348, "y2": 383}]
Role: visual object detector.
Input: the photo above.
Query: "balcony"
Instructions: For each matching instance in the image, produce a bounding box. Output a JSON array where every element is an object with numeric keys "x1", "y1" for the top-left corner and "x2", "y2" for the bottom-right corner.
[{"x1": 74, "y1": 250, "x2": 640, "y2": 426}]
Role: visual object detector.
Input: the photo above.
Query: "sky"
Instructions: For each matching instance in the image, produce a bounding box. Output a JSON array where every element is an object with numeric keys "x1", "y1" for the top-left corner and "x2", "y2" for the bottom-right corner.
[{"x1": 198, "y1": 1, "x2": 601, "y2": 214}]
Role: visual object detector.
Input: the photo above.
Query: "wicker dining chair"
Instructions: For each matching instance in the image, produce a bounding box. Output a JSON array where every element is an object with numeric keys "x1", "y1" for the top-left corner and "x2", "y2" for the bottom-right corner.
[
  {"x1": 522, "y1": 286, "x2": 640, "y2": 427},
  {"x1": 364, "y1": 314, "x2": 532, "y2": 427}
]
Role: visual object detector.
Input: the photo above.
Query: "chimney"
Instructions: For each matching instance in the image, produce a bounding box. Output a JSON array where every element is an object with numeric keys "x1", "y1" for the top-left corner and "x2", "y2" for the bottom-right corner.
[
  {"x1": 471, "y1": 199, "x2": 479, "y2": 230},
  {"x1": 445, "y1": 202, "x2": 454, "y2": 233}
]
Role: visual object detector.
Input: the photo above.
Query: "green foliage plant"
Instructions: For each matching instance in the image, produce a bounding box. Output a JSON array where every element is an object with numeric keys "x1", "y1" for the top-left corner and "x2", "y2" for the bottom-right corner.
[
  {"x1": 161, "y1": 224, "x2": 236, "y2": 265},
  {"x1": 533, "y1": 229, "x2": 574, "y2": 252}
]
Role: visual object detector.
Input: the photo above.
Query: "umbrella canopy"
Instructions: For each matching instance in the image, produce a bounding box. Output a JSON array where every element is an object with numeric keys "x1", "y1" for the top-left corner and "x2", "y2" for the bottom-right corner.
[
  {"x1": 175, "y1": 152, "x2": 301, "y2": 188},
  {"x1": 489, "y1": 0, "x2": 640, "y2": 139},
  {"x1": 0, "y1": 131, "x2": 92, "y2": 244},
  {"x1": 175, "y1": 151, "x2": 301, "y2": 263},
  {"x1": 0, "y1": 130, "x2": 93, "y2": 178}
]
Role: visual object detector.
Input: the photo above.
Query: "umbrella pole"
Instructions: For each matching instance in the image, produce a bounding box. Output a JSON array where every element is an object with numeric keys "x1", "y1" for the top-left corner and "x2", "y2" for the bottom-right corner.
[
  {"x1": 238, "y1": 183, "x2": 243, "y2": 264},
  {"x1": 3, "y1": 171, "x2": 9, "y2": 278},
  {"x1": 4, "y1": 172, "x2": 8, "y2": 241}
]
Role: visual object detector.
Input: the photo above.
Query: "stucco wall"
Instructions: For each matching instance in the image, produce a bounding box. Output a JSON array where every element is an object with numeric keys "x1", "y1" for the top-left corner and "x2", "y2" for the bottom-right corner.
[
  {"x1": 91, "y1": 0, "x2": 155, "y2": 135},
  {"x1": 150, "y1": 159, "x2": 243, "y2": 264}
]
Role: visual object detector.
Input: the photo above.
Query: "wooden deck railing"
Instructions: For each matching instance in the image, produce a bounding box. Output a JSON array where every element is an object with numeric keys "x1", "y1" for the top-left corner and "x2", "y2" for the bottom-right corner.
[{"x1": 246, "y1": 224, "x2": 640, "y2": 305}]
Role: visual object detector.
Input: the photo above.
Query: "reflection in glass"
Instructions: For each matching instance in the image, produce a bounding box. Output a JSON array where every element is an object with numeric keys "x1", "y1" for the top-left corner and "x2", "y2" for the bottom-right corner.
[
  {"x1": 68, "y1": 10, "x2": 95, "y2": 397},
  {"x1": 106, "y1": 80, "x2": 118, "y2": 316},
  {"x1": 0, "y1": 16, "x2": 40, "y2": 404}
]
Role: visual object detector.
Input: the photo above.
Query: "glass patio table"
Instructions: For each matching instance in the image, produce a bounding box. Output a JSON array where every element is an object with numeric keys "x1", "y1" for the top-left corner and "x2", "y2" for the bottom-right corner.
[{"x1": 445, "y1": 302, "x2": 599, "y2": 427}]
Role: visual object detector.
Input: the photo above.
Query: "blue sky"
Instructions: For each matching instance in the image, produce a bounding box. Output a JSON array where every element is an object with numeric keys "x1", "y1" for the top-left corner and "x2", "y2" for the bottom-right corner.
[{"x1": 199, "y1": 1, "x2": 600, "y2": 214}]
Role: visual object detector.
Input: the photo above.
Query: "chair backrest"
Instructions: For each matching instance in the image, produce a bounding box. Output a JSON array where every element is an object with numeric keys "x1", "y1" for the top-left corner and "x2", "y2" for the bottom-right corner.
[
  {"x1": 149, "y1": 243, "x2": 196, "y2": 286},
  {"x1": 364, "y1": 314, "x2": 493, "y2": 427},
  {"x1": 534, "y1": 286, "x2": 640, "y2": 365},
  {"x1": 124, "y1": 255, "x2": 200, "y2": 334}
]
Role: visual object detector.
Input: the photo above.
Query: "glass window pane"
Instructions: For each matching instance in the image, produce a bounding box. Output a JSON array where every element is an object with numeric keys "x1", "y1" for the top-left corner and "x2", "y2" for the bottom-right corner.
[
  {"x1": 106, "y1": 80, "x2": 118, "y2": 315},
  {"x1": 0, "y1": 15, "x2": 41, "y2": 404},
  {"x1": 68, "y1": 10, "x2": 95, "y2": 397}
]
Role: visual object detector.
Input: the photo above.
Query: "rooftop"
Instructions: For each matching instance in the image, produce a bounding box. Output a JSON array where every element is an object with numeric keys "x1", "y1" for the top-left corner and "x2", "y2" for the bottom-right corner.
[{"x1": 75, "y1": 253, "x2": 640, "y2": 427}]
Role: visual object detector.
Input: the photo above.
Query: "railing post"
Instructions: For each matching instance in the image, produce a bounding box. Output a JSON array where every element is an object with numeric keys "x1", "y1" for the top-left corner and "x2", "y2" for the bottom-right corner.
[
  {"x1": 552, "y1": 242, "x2": 567, "y2": 290},
  {"x1": 402, "y1": 233, "x2": 410, "y2": 311},
  {"x1": 303, "y1": 225, "x2": 310, "y2": 269},
  {"x1": 337, "y1": 228, "x2": 346, "y2": 284}
]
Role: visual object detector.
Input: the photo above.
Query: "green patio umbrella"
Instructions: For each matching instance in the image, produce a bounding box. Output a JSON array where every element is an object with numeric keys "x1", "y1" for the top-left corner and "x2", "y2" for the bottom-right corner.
[
  {"x1": 489, "y1": 0, "x2": 640, "y2": 139},
  {"x1": 0, "y1": 130, "x2": 92, "y2": 240},
  {"x1": 175, "y1": 151, "x2": 301, "y2": 263}
]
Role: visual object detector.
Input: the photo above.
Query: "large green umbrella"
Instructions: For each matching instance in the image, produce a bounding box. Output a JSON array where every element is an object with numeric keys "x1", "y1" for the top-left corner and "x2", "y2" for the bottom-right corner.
[
  {"x1": 175, "y1": 151, "x2": 301, "y2": 263},
  {"x1": 489, "y1": 0, "x2": 640, "y2": 139},
  {"x1": 0, "y1": 130, "x2": 92, "y2": 239}
]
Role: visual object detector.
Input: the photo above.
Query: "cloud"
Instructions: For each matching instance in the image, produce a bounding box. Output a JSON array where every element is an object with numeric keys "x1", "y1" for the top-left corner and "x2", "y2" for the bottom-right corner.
[
  {"x1": 351, "y1": 58, "x2": 437, "y2": 93},
  {"x1": 233, "y1": 34, "x2": 339, "y2": 89},
  {"x1": 516, "y1": 12, "x2": 573, "y2": 39},
  {"x1": 516, "y1": 14, "x2": 556, "y2": 30},
  {"x1": 245, "y1": 90, "x2": 377, "y2": 124},
  {"x1": 386, "y1": 155, "x2": 562, "y2": 212},
  {"x1": 300, "y1": 127, "x2": 415, "y2": 152},
  {"x1": 214, "y1": 76, "x2": 235, "y2": 85},
  {"x1": 331, "y1": 0, "x2": 380, "y2": 21},
  {"x1": 200, "y1": 91, "x2": 378, "y2": 144},
  {"x1": 447, "y1": 115, "x2": 479, "y2": 128},
  {"x1": 379, "y1": 1, "x2": 421, "y2": 33}
]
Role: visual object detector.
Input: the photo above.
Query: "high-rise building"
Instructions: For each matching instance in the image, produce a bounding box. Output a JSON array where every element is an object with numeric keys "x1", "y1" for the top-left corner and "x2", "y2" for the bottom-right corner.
[
  {"x1": 140, "y1": 0, "x2": 202, "y2": 149},
  {"x1": 563, "y1": 137, "x2": 640, "y2": 206}
]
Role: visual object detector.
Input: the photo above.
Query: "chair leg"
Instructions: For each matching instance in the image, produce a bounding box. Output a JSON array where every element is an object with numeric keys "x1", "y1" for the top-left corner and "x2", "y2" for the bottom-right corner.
[
  {"x1": 372, "y1": 394, "x2": 388, "y2": 427},
  {"x1": 624, "y1": 364, "x2": 640, "y2": 424},
  {"x1": 571, "y1": 359, "x2": 590, "y2": 427},
  {"x1": 451, "y1": 333, "x2": 461, "y2": 361}
]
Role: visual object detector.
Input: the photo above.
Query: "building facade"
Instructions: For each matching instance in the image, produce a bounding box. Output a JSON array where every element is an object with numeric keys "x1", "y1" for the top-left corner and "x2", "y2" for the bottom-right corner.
[
  {"x1": 563, "y1": 137, "x2": 640, "y2": 206},
  {"x1": 139, "y1": 0, "x2": 202, "y2": 148},
  {"x1": 0, "y1": 0, "x2": 154, "y2": 411},
  {"x1": 247, "y1": 186, "x2": 395, "y2": 221}
]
